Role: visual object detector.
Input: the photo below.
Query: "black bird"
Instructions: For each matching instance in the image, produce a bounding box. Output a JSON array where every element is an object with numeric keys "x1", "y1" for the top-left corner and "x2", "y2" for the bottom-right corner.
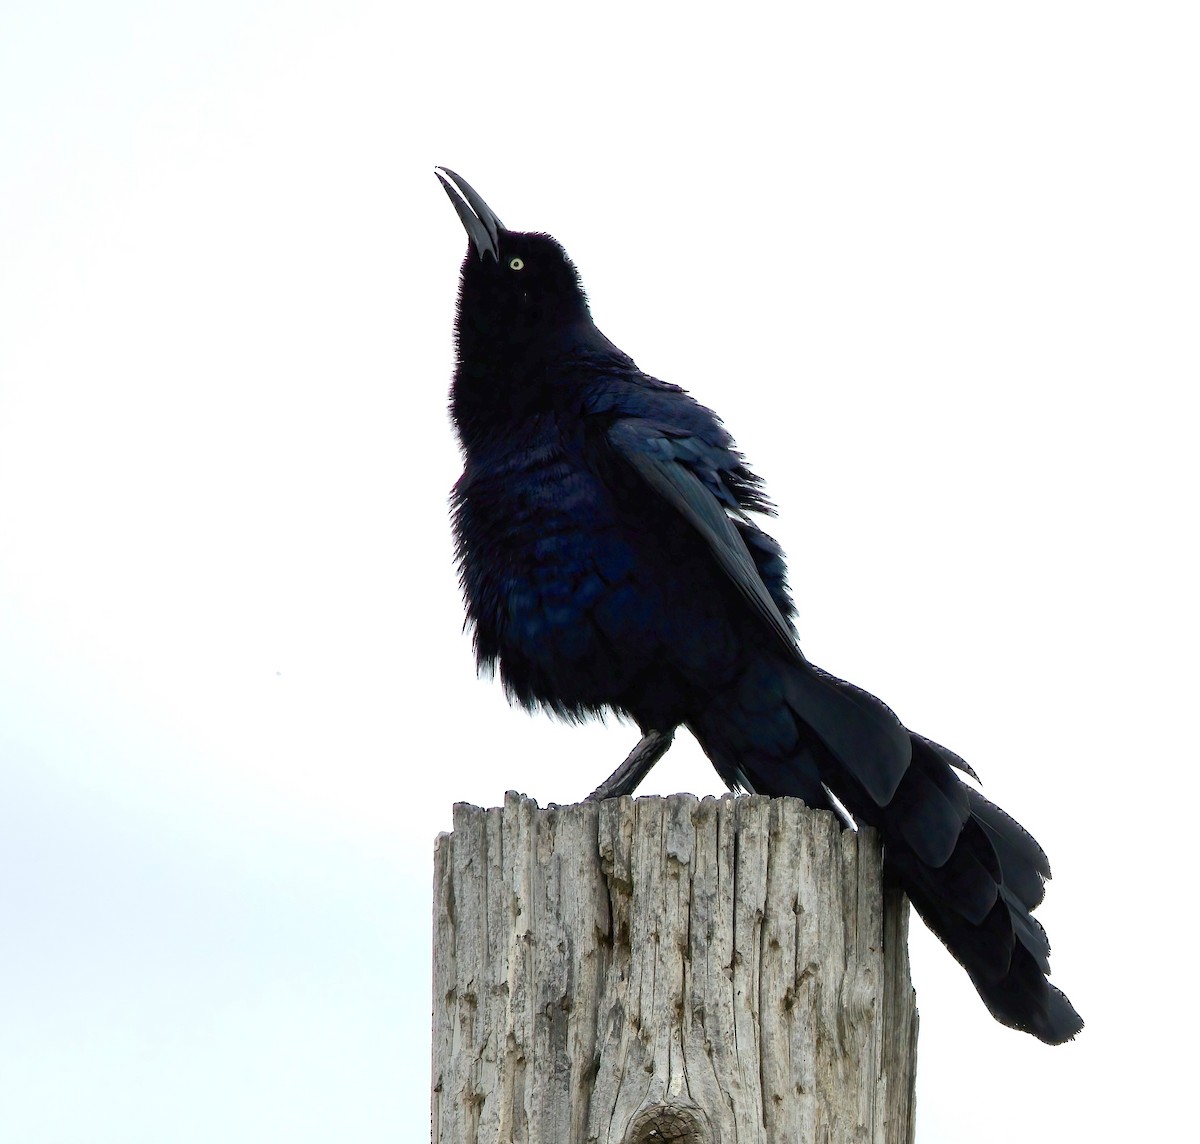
[{"x1": 435, "y1": 166, "x2": 1082, "y2": 1044}]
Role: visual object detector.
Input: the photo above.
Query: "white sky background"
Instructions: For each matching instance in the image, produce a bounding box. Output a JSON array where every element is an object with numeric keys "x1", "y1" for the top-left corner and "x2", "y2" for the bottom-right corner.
[{"x1": 1, "y1": 2, "x2": 1196, "y2": 1140}]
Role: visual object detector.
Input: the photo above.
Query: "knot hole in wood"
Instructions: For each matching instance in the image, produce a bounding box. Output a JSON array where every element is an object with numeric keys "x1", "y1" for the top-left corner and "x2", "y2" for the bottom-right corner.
[{"x1": 625, "y1": 1102, "x2": 711, "y2": 1144}]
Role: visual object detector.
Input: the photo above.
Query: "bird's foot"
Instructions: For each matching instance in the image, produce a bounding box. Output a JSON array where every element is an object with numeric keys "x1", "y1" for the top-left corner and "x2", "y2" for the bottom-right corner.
[{"x1": 585, "y1": 728, "x2": 676, "y2": 801}]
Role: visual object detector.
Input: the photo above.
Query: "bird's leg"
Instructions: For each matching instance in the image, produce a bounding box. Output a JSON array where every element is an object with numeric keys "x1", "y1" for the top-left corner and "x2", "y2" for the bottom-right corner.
[{"x1": 585, "y1": 728, "x2": 676, "y2": 801}]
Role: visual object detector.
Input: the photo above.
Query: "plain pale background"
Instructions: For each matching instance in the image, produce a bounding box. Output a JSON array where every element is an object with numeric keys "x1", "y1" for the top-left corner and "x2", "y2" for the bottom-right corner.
[{"x1": 2, "y1": 2, "x2": 1196, "y2": 1140}]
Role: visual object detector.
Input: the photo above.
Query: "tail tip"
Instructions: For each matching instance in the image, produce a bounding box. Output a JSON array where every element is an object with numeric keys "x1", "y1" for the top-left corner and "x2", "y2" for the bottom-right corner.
[
  {"x1": 990, "y1": 983, "x2": 1084, "y2": 1045},
  {"x1": 1034, "y1": 987, "x2": 1085, "y2": 1045}
]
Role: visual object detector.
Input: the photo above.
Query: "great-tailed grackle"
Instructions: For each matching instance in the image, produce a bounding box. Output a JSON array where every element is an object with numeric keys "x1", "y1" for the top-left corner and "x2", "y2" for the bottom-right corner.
[{"x1": 435, "y1": 166, "x2": 1082, "y2": 1044}]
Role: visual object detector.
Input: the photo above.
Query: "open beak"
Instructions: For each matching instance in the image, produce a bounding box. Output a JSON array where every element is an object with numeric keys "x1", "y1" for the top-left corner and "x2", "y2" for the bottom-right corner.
[{"x1": 435, "y1": 167, "x2": 504, "y2": 261}]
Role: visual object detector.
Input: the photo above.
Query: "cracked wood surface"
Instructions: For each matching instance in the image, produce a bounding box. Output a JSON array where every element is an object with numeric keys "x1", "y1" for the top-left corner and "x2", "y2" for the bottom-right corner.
[{"x1": 432, "y1": 793, "x2": 916, "y2": 1144}]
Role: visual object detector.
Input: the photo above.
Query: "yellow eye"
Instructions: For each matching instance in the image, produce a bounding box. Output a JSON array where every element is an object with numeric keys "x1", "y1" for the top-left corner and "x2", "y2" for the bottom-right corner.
[{"x1": 509, "y1": 257, "x2": 524, "y2": 271}]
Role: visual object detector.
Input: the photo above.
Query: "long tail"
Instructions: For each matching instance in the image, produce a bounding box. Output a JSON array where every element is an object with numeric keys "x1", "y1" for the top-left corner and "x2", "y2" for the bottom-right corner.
[{"x1": 689, "y1": 652, "x2": 1083, "y2": 1045}]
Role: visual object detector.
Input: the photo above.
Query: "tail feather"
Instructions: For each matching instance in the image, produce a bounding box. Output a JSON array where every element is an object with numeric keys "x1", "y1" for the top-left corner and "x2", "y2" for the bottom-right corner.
[
  {"x1": 969, "y1": 789, "x2": 1050, "y2": 909},
  {"x1": 882, "y1": 736, "x2": 971, "y2": 867},
  {"x1": 690, "y1": 654, "x2": 1083, "y2": 1044},
  {"x1": 913, "y1": 731, "x2": 980, "y2": 782},
  {"x1": 862, "y1": 738, "x2": 1082, "y2": 1044},
  {"x1": 1002, "y1": 886, "x2": 1052, "y2": 974},
  {"x1": 782, "y1": 660, "x2": 913, "y2": 805}
]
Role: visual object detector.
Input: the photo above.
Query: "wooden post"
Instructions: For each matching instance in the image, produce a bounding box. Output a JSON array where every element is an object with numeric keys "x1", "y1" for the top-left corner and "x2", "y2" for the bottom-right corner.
[{"x1": 432, "y1": 792, "x2": 916, "y2": 1144}]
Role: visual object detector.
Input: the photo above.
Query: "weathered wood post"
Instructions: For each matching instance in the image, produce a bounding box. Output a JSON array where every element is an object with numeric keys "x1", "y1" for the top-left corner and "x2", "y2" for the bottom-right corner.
[{"x1": 432, "y1": 792, "x2": 916, "y2": 1143}]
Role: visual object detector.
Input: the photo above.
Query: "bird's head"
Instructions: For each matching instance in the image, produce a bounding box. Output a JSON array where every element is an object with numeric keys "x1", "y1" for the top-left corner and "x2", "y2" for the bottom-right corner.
[{"x1": 436, "y1": 168, "x2": 594, "y2": 358}]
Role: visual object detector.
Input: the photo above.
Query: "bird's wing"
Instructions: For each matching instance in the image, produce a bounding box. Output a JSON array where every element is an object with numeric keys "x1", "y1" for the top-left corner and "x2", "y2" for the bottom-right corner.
[
  {"x1": 607, "y1": 417, "x2": 914, "y2": 806},
  {"x1": 606, "y1": 420, "x2": 801, "y2": 661}
]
